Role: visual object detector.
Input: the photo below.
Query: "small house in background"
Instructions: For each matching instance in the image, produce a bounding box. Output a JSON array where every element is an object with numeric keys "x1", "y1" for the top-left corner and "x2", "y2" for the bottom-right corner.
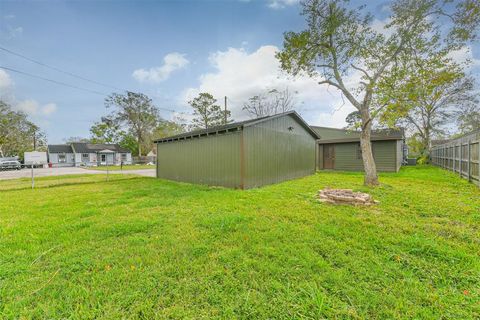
[
  {"x1": 155, "y1": 111, "x2": 320, "y2": 189},
  {"x1": 47, "y1": 144, "x2": 75, "y2": 167},
  {"x1": 313, "y1": 127, "x2": 404, "y2": 172},
  {"x1": 47, "y1": 143, "x2": 132, "y2": 167}
]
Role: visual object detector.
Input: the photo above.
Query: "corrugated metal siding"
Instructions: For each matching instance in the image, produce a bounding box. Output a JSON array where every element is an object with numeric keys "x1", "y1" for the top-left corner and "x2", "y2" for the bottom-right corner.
[
  {"x1": 317, "y1": 144, "x2": 324, "y2": 170},
  {"x1": 244, "y1": 115, "x2": 316, "y2": 188},
  {"x1": 313, "y1": 127, "x2": 360, "y2": 139},
  {"x1": 396, "y1": 140, "x2": 403, "y2": 171},
  {"x1": 319, "y1": 140, "x2": 397, "y2": 172},
  {"x1": 156, "y1": 132, "x2": 242, "y2": 188}
]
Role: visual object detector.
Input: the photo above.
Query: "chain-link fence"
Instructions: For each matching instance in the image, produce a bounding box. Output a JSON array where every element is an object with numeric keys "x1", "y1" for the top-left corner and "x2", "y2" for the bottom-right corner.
[{"x1": 0, "y1": 160, "x2": 156, "y2": 191}]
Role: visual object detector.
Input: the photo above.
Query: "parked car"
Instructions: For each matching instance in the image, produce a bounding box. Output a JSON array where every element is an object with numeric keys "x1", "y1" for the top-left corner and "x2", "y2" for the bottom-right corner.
[{"x1": 0, "y1": 160, "x2": 22, "y2": 170}]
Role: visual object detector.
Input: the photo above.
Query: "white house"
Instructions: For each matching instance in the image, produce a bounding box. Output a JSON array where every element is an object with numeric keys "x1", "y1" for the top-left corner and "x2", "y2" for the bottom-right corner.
[{"x1": 47, "y1": 143, "x2": 132, "y2": 167}]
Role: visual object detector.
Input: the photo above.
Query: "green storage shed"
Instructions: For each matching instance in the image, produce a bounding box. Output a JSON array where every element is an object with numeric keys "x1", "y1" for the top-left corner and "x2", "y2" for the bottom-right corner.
[
  {"x1": 154, "y1": 111, "x2": 320, "y2": 189},
  {"x1": 313, "y1": 127, "x2": 404, "y2": 172}
]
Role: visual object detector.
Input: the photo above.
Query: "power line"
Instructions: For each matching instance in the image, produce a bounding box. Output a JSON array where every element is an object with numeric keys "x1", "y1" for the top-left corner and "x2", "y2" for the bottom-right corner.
[
  {"x1": 1, "y1": 65, "x2": 191, "y2": 115},
  {"x1": 0, "y1": 47, "x2": 195, "y2": 115},
  {"x1": 0, "y1": 66, "x2": 108, "y2": 96},
  {"x1": 0, "y1": 45, "x2": 125, "y2": 91}
]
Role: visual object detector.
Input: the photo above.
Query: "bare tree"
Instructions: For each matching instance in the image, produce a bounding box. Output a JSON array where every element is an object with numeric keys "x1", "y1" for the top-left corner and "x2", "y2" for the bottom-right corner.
[{"x1": 243, "y1": 88, "x2": 296, "y2": 118}]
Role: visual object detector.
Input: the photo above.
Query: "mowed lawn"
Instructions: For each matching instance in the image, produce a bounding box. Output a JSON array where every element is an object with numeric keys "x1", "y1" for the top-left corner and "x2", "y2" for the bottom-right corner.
[{"x1": 0, "y1": 166, "x2": 479, "y2": 319}]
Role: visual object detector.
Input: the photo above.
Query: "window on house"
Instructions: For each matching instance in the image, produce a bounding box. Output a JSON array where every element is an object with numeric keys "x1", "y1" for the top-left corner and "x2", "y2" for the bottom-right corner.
[
  {"x1": 58, "y1": 154, "x2": 66, "y2": 163},
  {"x1": 356, "y1": 144, "x2": 362, "y2": 159},
  {"x1": 121, "y1": 153, "x2": 127, "y2": 162},
  {"x1": 82, "y1": 153, "x2": 89, "y2": 162},
  {"x1": 101, "y1": 154, "x2": 106, "y2": 162}
]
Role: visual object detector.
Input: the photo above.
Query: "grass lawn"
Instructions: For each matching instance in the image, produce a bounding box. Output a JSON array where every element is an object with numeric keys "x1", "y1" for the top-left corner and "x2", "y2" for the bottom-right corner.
[
  {"x1": 0, "y1": 166, "x2": 479, "y2": 319},
  {"x1": 86, "y1": 164, "x2": 155, "y2": 171}
]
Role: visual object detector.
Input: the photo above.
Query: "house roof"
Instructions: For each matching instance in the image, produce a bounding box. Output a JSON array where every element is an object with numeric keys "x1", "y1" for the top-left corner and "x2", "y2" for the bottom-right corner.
[
  {"x1": 312, "y1": 127, "x2": 404, "y2": 144},
  {"x1": 48, "y1": 144, "x2": 73, "y2": 153},
  {"x1": 70, "y1": 143, "x2": 130, "y2": 153},
  {"x1": 154, "y1": 111, "x2": 321, "y2": 143}
]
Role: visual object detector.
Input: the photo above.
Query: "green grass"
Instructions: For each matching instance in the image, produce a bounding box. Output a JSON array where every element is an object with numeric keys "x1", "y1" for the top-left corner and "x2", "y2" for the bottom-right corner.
[
  {"x1": 0, "y1": 166, "x2": 479, "y2": 319},
  {"x1": 86, "y1": 164, "x2": 155, "y2": 171},
  {"x1": 0, "y1": 174, "x2": 137, "y2": 191}
]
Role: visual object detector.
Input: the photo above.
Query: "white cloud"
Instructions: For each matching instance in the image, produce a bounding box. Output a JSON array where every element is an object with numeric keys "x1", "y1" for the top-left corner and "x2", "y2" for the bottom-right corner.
[
  {"x1": 16, "y1": 99, "x2": 57, "y2": 116},
  {"x1": 41, "y1": 103, "x2": 57, "y2": 115},
  {"x1": 16, "y1": 99, "x2": 39, "y2": 115},
  {"x1": 268, "y1": 0, "x2": 299, "y2": 9},
  {"x1": 0, "y1": 69, "x2": 13, "y2": 89},
  {"x1": 132, "y1": 52, "x2": 189, "y2": 83},
  {"x1": 183, "y1": 45, "x2": 359, "y2": 128},
  {"x1": 1, "y1": 14, "x2": 23, "y2": 39},
  {"x1": 448, "y1": 46, "x2": 480, "y2": 68},
  {"x1": 7, "y1": 26, "x2": 23, "y2": 38},
  {"x1": 0, "y1": 69, "x2": 57, "y2": 120},
  {"x1": 370, "y1": 17, "x2": 395, "y2": 38}
]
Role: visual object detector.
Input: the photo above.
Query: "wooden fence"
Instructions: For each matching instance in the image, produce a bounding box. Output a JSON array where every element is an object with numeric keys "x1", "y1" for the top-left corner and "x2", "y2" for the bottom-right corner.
[{"x1": 430, "y1": 130, "x2": 480, "y2": 187}]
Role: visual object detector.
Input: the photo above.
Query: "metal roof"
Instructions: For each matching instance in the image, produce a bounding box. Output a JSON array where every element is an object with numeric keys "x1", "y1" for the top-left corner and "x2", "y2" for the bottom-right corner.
[
  {"x1": 70, "y1": 143, "x2": 130, "y2": 153},
  {"x1": 48, "y1": 144, "x2": 73, "y2": 153},
  {"x1": 313, "y1": 127, "x2": 404, "y2": 144},
  {"x1": 154, "y1": 111, "x2": 321, "y2": 143}
]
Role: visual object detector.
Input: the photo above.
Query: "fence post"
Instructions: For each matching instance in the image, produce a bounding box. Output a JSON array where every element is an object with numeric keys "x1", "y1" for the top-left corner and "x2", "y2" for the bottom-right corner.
[
  {"x1": 443, "y1": 145, "x2": 446, "y2": 168},
  {"x1": 453, "y1": 144, "x2": 456, "y2": 172},
  {"x1": 459, "y1": 143, "x2": 463, "y2": 177},
  {"x1": 31, "y1": 165, "x2": 34, "y2": 189},
  {"x1": 467, "y1": 140, "x2": 471, "y2": 182}
]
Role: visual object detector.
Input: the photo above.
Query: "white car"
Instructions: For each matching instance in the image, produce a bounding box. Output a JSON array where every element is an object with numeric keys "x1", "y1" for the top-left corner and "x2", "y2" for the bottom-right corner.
[{"x1": 0, "y1": 160, "x2": 22, "y2": 170}]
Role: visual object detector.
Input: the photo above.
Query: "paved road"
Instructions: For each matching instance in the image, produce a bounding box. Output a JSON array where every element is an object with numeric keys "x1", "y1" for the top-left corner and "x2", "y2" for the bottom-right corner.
[{"x1": 0, "y1": 167, "x2": 156, "y2": 180}]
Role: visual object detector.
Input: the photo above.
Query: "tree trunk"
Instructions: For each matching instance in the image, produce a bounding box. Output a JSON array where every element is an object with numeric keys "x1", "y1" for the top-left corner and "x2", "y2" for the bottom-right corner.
[
  {"x1": 360, "y1": 108, "x2": 379, "y2": 186},
  {"x1": 138, "y1": 137, "x2": 142, "y2": 157},
  {"x1": 423, "y1": 127, "x2": 431, "y2": 159}
]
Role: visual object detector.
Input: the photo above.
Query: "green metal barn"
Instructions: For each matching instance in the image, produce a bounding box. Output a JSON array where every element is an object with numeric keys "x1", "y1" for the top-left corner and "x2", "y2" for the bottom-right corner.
[
  {"x1": 313, "y1": 127, "x2": 404, "y2": 172},
  {"x1": 154, "y1": 111, "x2": 320, "y2": 189}
]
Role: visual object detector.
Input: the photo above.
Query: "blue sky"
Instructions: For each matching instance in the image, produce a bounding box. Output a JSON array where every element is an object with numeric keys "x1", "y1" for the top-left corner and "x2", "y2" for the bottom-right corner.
[{"x1": 0, "y1": 0, "x2": 478, "y2": 143}]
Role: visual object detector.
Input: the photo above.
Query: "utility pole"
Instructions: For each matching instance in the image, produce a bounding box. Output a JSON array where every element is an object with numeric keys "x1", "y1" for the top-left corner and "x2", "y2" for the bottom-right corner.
[
  {"x1": 33, "y1": 130, "x2": 36, "y2": 151},
  {"x1": 224, "y1": 96, "x2": 227, "y2": 124}
]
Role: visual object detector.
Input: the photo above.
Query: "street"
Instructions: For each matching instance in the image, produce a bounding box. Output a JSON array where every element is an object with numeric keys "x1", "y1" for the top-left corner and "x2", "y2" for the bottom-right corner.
[{"x1": 0, "y1": 167, "x2": 156, "y2": 180}]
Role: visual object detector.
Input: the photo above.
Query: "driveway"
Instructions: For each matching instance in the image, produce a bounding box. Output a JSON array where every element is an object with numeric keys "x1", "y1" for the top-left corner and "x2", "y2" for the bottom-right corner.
[{"x1": 0, "y1": 167, "x2": 156, "y2": 180}]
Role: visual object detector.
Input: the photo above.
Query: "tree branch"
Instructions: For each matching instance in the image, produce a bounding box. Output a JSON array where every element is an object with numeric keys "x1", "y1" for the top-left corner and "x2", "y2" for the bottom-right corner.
[{"x1": 351, "y1": 64, "x2": 372, "y2": 80}]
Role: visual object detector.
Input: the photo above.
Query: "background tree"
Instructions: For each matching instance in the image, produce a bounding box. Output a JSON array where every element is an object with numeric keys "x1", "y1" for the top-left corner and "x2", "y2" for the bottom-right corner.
[
  {"x1": 243, "y1": 88, "x2": 296, "y2": 118},
  {"x1": 89, "y1": 116, "x2": 139, "y2": 155},
  {"x1": 90, "y1": 116, "x2": 122, "y2": 144},
  {"x1": 456, "y1": 103, "x2": 480, "y2": 134},
  {"x1": 277, "y1": 0, "x2": 479, "y2": 186},
  {"x1": 378, "y1": 52, "x2": 477, "y2": 159},
  {"x1": 344, "y1": 111, "x2": 362, "y2": 131},
  {"x1": 105, "y1": 92, "x2": 161, "y2": 156},
  {"x1": 64, "y1": 136, "x2": 90, "y2": 144},
  {"x1": 0, "y1": 100, "x2": 46, "y2": 158},
  {"x1": 189, "y1": 92, "x2": 231, "y2": 129},
  {"x1": 154, "y1": 117, "x2": 186, "y2": 139}
]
